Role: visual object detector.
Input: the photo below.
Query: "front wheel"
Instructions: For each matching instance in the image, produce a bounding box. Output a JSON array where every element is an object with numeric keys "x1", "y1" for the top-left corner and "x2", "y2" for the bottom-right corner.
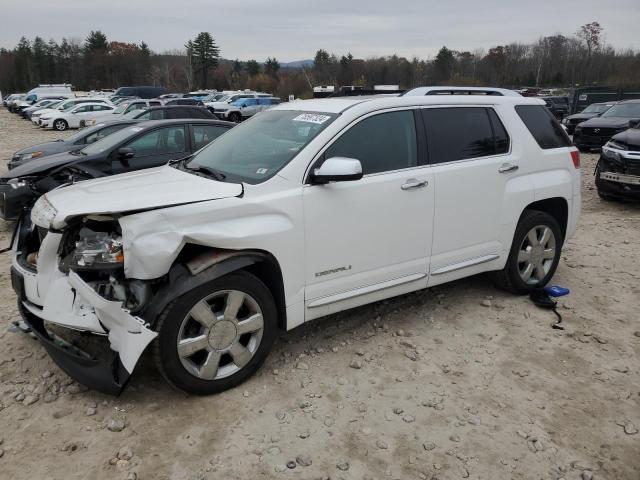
[
  {"x1": 53, "y1": 119, "x2": 68, "y2": 131},
  {"x1": 153, "y1": 270, "x2": 278, "y2": 395},
  {"x1": 492, "y1": 210, "x2": 562, "y2": 294},
  {"x1": 228, "y1": 112, "x2": 241, "y2": 123}
]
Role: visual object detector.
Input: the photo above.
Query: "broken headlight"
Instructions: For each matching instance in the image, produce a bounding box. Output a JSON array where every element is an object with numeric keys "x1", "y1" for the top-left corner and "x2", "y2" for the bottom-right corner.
[
  {"x1": 70, "y1": 229, "x2": 124, "y2": 270},
  {"x1": 31, "y1": 194, "x2": 58, "y2": 228}
]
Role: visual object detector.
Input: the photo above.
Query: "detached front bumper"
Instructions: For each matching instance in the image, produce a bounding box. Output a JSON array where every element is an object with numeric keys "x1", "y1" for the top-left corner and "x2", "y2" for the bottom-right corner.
[{"x1": 11, "y1": 229, "x2": 157, "y2": 395}]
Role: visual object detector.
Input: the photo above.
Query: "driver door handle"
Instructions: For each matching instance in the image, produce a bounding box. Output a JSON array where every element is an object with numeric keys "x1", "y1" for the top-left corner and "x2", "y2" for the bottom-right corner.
[
  {"x1": 401, "y1": 179, "x2": 428, "y2": 190},
  {"x1": 498, "y1": 163, "x2": 519, "y2": 173}
]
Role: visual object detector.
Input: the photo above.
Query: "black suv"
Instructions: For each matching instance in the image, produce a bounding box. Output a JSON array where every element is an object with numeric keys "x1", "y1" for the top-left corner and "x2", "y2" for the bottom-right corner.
[
  {"x1": 595, "y1": 125, "x2": 640, "y2": 201},
  {"x1": 541, "y1": 96, "x2": 570, "y2": 120},
  {"x1": 574, "y1": 100, "x2": 640, "y2": 150},
  {"x1": 561, "y1": 102, "x2": 615, "y2": 135}
]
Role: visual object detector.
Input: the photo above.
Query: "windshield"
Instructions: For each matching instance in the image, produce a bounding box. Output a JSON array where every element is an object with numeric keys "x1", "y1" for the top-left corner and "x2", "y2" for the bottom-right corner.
[
  {"x1": 601, "y1": 103, "x2": 640, "y2": 118},
  {"x1": 45, "y1": 100, "x2": 63, "y2": 109},
  {"x1": 65, "y1": 123, "x2": 109, "y2": 143},
  {"x1": 583, "y1": 104, "x2": 611, "y2": 114},
  {"x1": 82, "y1": 125, "x2": 144, "y2": 155},
  {"x1": 60, "y1": 102, "x2": 77, "y2": 111},
  {"x1": 187, "y1": 110, "x2": 337, "y2": 184},
  {"x1": 114, "y1": 104, "x2": 128, "y2": 114}
]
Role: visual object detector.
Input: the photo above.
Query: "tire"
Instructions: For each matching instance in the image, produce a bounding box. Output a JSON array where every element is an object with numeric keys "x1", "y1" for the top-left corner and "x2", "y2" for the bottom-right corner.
[
  {"x1": 53, "y1": 119, "x2": 68, "y2": 131},
  {"x1": 228, "y1": 112, "x2": 241, "y2": 123},
  {"x1": 492, "y1": 210, "x2": 563, "y2": 294},
  {"x1": 153, "y1": 270, "x2": 278, "y2": 395}
]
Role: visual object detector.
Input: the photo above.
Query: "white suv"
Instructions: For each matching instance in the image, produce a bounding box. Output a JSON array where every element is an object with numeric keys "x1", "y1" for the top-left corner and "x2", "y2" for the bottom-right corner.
[
  {"x1": 38, "y1": 103, "x2": 115, "y2": 130},
  {"x1": 12, "y1": 88, "x2": 580, "y2": 395}
]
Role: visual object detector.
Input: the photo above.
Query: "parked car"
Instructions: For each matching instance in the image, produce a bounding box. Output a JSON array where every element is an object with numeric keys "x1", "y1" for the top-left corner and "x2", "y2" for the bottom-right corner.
[
  {"x1": 113, "y1": 86, "x2": 167, "y2": 99},
  {"x1": 215, "y1": 97, "x2": 281, "y2": 122},
  {"x1": 158, "y1": 93, "x2": 184, "y2": 100},
  {"x1": 9, "y1": 90, "x2": 580, "y2": 395},
  {"x1": 541, "y1": 96, "x2": 570, "y2": 120},
  {"x1": 84, "y1": 99, "x2": 163, "y2": 126},
  {"x1": 111, "y1": 96, "x2": 140, "y2": 105},
  {"x1": 164, "y1": 98, "x2": 205, "y2": 107},
  {"x1": 561, "y1": 102, "x2": 615, "y2": 135},
  {"x1": 31, "y1": 97, "x2": 113, "y2": 125},
  {"x1": 573, "y1": 99, "x2": 640, "y2": 150},
  {"x1": 13, "y1": 95, "x2": 67, "y2": 114},
  {"x1": 0, "y1": 119, "x2": 234, "y2": 221},
  {"x1": 131, "y1": 105, "x2": 216, "y2": 121},
  {"x1": 19, "y1": 98, "x2": 64, "y2": 119},
  {"x1": 8, "y1": 120, "x2": 141, "y2": 170},
  {"x1": 38, "y1": 103, "x2": 116, "y2": 130},
  {"x1": 595, "y1": 125, "x2": 640, "y2": 200},
  {"x1": 6, "y1": 94, "x2": 28, "y2": 112},
  {"x1": 3, "y1": 93, "x2": 26, "y2": 108},
  {"x1": 206, "y1": 91, "x2": 271, "y2": 113}
]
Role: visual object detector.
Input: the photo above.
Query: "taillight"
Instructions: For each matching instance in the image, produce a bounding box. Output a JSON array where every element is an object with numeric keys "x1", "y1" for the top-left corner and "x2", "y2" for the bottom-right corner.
[{"x1": 570, "y1": 150, "x2": 580, "y2": 168}]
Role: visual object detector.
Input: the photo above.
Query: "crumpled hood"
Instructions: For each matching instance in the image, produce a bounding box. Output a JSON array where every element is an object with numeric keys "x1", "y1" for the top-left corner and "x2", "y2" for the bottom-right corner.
[{"x1": 34, "y1": 165, "x2": 243, "y2": 229}]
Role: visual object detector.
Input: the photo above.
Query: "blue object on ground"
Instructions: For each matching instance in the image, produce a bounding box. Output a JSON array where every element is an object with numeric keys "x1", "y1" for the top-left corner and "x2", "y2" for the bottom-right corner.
[{"x1": 544, "y1": 285, "x2": 570, "y2": 297}]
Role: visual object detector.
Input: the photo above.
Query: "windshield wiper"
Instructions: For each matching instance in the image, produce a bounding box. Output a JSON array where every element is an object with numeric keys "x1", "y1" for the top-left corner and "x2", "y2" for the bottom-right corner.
[{"x1": 184, "y1": 164, "x2": 226, "y2": 181}]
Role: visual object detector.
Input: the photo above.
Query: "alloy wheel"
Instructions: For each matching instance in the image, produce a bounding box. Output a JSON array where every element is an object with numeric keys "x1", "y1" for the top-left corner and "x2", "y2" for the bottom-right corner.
[
  {"x1": 517, "y1": 225, "x2": 557, "y2": 285},
  {"x1": 177, "y1": 290, "x2": 264, "y2": 380}
]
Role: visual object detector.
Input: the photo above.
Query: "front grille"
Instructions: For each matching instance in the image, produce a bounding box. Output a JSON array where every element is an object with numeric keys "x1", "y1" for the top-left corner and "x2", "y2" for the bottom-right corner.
[{"x1": 581, "y1": 127, "x2": 619, "y2": 137}]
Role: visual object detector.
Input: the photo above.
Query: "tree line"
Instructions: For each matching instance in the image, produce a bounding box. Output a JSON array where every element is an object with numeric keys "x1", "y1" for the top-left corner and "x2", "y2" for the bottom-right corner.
[{"x1": 1, "y1": 22, "x2": 639, "y2": 100}]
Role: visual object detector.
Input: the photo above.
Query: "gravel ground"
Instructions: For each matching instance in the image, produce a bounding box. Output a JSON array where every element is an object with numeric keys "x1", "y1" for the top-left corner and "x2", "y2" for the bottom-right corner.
[{"x1": 0, "y1": 108, "x2": 638, "y2": 480}]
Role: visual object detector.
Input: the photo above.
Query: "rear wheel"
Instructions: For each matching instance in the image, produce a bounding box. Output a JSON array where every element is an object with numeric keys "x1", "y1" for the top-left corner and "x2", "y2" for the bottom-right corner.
[
  {"x1": 53, "y1": 119, "x2": 68, "y2": 131},
  {"x1": 492, "y1": 210, "x2": 562, "y2": 294},
  {"x1": 153, "y1": 270, "x2": 278, "y2": 395}
]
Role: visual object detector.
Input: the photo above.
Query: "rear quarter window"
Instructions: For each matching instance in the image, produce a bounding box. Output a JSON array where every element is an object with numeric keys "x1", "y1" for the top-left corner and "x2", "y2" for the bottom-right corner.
[{"x1": 515, "y1": 105, "x2": 572, "y2": 149}]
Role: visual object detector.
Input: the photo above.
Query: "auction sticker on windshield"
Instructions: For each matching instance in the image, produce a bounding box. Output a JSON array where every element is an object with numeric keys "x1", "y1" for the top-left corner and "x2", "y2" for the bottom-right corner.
[{"x1": 293, "y1": 113, "x2": 331, "y2": 124}]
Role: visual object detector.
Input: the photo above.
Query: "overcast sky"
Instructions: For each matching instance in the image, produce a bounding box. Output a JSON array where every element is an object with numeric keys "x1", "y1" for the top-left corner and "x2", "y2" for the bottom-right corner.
[{"x1": 1, "y1": 0, "x2": 639, "y2": 61}]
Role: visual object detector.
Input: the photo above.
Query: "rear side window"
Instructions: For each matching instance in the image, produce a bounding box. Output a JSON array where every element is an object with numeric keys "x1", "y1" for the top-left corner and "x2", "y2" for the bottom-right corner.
[
  {"x1": 488, "y1": 109, "x2": 509, "y2": 154},
  {"x1": 515, "y1": 105, "x2": 572, "y2": 149},
  {"x1": 324, "y1": 110, "x2": 417, "y2": 175},
  {"x1": 423, "y1": 107, "x2": 501, "y2": 164}
]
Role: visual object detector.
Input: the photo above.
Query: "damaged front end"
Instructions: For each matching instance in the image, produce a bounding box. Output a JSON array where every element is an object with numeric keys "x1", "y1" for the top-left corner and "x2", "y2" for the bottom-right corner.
[{"x1": 12, "y1": 215, "x2": 158, "y2": 395}]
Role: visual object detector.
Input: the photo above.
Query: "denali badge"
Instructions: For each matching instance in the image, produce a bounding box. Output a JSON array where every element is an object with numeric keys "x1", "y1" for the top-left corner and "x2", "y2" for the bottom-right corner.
[{"x1": 315, "y1": 265, "x2": 352, "y2": 277}]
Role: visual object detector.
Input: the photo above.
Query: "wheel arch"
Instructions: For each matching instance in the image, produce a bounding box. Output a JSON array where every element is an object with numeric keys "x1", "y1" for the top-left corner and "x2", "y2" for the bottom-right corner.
[
  {"x1": 143, "y1": 245, "x2": 287, "y2": 332},
  {"x1": 522, "y1": 197, "x2": 568, "y2": 241}
]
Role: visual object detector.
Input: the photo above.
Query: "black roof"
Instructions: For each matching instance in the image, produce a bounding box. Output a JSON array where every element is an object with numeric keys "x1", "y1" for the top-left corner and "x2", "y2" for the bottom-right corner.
[
  {"x1": 133, "y1": 118, "x2": 235, "y2": 128},
  {"x1": 142, "y1": 105, "x2": 210, "y2": 111}
]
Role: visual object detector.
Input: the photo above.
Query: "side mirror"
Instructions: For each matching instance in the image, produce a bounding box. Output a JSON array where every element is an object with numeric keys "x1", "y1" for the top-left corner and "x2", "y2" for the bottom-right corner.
[
  {"x1": 117, "y1": 147, "x2": 135, "y2": 160},
  {"x1": 311, "y1": 157, "x2": 363, "y2": 184},
  {"x1": 628, "y1": 119, "x2": 640, "y2": 128}
]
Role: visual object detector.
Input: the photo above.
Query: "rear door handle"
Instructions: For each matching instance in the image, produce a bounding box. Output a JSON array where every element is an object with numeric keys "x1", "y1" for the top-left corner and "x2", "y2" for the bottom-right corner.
[
  {"x1": 401, "y1": 179, "x2": 428, "y2": 190},
  {"x1": 498, "y1": 163, "x2": 519, "y2": 173}
]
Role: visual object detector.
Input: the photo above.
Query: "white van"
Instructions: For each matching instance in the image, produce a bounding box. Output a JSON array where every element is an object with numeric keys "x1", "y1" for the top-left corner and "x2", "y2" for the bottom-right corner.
[{"x1": 24, "y1": 84, "x2": 75, "y2": 103}]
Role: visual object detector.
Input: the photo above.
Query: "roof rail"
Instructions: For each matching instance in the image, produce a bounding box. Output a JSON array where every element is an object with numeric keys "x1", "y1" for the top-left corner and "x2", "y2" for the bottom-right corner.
[{"x1": 402, "y1": 86, "x2": 521, "y2": 97}]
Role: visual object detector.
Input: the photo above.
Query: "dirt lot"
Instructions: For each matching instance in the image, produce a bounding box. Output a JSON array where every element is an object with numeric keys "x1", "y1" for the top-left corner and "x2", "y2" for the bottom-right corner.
[{"x1": 0, "y1": 108, "x2": 638, "y2": 480}]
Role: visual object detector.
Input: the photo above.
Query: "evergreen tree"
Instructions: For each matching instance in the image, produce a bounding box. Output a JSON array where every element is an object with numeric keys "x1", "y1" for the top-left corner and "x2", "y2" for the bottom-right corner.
[{"x1": 189, "y1": 32, "x2": 220, "y2": 88}]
